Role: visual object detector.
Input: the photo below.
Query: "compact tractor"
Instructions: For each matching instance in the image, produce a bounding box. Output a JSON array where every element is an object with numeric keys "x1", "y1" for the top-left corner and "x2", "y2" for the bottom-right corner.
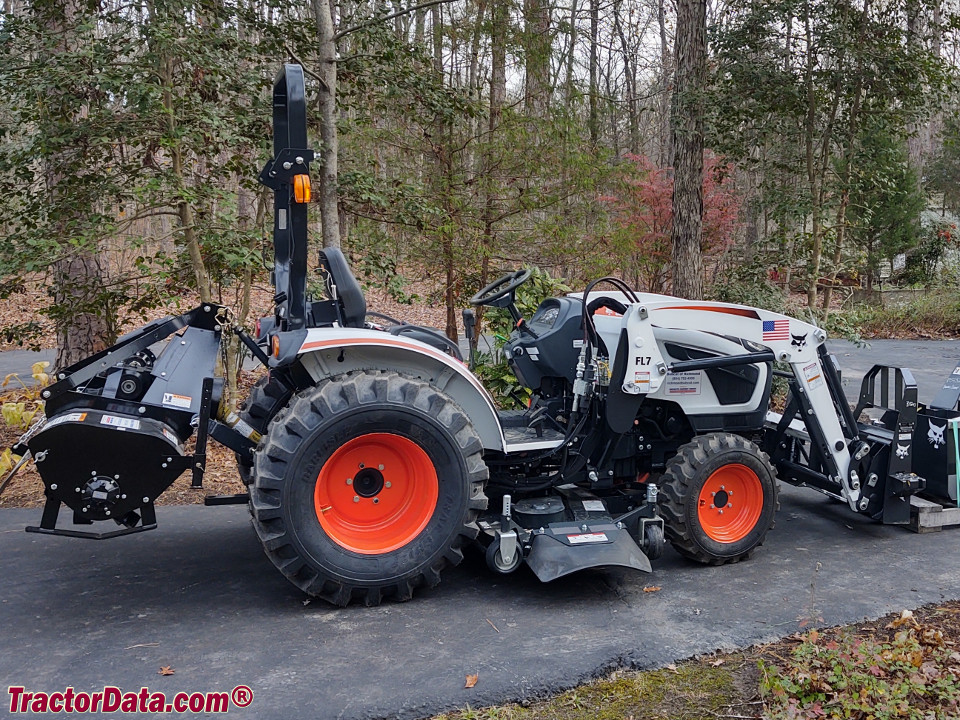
[{"x1": 7, "y1": 65, "x2": 960, "y2": 606}]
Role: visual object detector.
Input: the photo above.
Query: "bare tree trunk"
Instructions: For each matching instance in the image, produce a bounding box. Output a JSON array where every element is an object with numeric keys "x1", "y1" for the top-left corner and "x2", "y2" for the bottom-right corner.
[
  {"x1": 803, "y1": 7, "x2": 822, "y2": 310},
  {"x1": 588, "y1": 0, "x2": 599, "y2": 144},
  {"x1": 563, "y1": 0, "x2": 579, "y2": 105},
  {"x1": 464, "y1": 0, "x2": 487, "y2": 172},
  {"x1": 45, "y1": 0, "x2": 110, "y2": 370},
  {"x1": 821, "y1": 0, "x2": 869, "y2": 312},
  {"x1": 478, "y1": 0, "x2": 508, "y2": 331},
  {"x1": 428, "y1": 5, "x2": 458, "y2": 342},
  {"x1": 415, "y1": 6, "x2": 425, "y2": 43},
  {"x1": 523, "y1": 0, "x2": 551, "y2": 114},
  {"x1": 657, "y1": 0, "x2": 672, "y2": 167},
  {"x1": 313, "y1": 0, "x2": 342, "y2": 248},
  {"x1": 802, "y1": 0, "x2": 845, "y2": 311},
  {"x1": 53, "y1": 254, "x2": 110, "y2": 370},
  {"x1": 154, "y1": 43, "x2": 213, "y2": 305},
  {"x1": 431, "y1": 3, "x2": 443, "y2": 74},
  {"x1": 612, "y1": 0, "x2": 640, "y2": 153},
  {"x1": 670, "y1": 0, "x2": 706, "y2": 300}
]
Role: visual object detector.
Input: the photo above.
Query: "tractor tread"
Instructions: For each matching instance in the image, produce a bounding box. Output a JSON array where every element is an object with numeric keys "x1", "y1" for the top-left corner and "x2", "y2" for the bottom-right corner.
[
  {"x1": 659, "y1": 432, "x2": 779, "y2": 565},
  {"x1": 249, "y1": 371, "x2": 488, "y2": 607},
  {"x1": 236, "y1": 376, "x2": 293, "y2": 485}
]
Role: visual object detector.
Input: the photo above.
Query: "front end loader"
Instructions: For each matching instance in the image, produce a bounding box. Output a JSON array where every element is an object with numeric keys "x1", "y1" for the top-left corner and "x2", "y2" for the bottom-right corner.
[{"x1": 5, "y1": 64, "x2": 959, "y2": 606}]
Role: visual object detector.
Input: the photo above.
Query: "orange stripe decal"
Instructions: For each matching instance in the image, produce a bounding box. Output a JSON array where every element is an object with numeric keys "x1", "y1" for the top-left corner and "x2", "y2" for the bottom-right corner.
[
  {"x1": 299, "y1": 336, "x2": 488, "y2": 395},
  {"x1": 657, "y1": 305, "x2": 761, "y2": 319}
]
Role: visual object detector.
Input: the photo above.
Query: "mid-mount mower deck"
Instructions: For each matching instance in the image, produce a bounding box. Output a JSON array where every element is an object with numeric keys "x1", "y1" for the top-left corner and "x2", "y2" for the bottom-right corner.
[{"x1": 5, "y1": 65, "x2": 960, "y2": 606}]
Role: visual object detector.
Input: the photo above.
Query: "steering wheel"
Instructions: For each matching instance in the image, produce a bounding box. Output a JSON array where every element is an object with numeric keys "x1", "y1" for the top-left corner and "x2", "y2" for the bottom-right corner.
[{"x1": 470, "y1": 269, "x2": 532, "y2": 308}]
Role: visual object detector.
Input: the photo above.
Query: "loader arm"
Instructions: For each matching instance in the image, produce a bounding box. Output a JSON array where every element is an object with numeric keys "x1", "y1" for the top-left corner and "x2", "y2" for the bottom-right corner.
[{"x1": 603, "y1": 297, "x2": 861, "y2": 510}]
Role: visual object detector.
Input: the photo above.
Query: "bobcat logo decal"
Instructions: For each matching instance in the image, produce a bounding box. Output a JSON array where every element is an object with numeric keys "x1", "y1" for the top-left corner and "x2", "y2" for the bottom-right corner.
[
  {"x1": 928, "y1": 421, "x2": 946, "y2": 449},
  {"x1": 791, "y1": 333, "x2": 808, "y2": 350},
  {"x1": 896, "y1": 444, "x2": 910, "y2": 459}
]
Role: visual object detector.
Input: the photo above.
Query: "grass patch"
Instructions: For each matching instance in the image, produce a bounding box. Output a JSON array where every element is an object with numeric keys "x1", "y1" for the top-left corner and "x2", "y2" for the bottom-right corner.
[
  {"x1": 432, "y1": 602, "x2": 960, "y2": 720},
  {"x1": 435, "y1": 658, "x2": 755, "y2": 720},
  {"x1": 841, "y1": 290, "x2": 960, "y2": 339}
]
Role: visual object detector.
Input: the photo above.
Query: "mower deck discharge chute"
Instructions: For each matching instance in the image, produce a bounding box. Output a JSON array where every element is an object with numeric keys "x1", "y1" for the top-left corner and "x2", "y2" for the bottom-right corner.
[{"x1": 8, "y1": 63, "x2": 960, "y2": 605}]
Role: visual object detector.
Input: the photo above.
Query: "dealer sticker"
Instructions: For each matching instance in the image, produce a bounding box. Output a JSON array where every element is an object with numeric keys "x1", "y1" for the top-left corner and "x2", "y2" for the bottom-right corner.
[
  {"x1": 567, "y1": 532, "x2": 609, "y2": 544},
  {"x1": 100, "y1": 415, "x2": 141, "y2": 430},
  {"x1": 162, "y1": 392, "x2": 193, "y2": 410},
  {"x1": 667, "y1": 371, "x2": 702, "y2": 396},
  {"x1": 803, "y1": 362, "x2": 824, "y2": 390}
]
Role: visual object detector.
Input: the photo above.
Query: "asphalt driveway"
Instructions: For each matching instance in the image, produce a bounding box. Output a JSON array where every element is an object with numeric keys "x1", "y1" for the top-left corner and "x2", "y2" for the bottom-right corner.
[
  {"x1": 1, "y1": 339, "x2": 959, "y2": 719},
  {"x1": 2, "y1": 482, "x2": 959, "y2": 720}
]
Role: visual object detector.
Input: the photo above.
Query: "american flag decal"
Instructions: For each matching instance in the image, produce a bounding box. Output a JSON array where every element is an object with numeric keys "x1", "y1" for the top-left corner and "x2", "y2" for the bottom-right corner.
[{"x1": 762, "y1": 319, "x2": 789, "y2": 341}]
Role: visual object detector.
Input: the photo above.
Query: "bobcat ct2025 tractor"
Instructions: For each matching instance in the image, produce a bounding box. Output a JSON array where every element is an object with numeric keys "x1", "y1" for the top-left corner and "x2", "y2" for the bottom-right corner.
[{"x1": 9, "y1": 65, "x2": 960, "y2": 606}]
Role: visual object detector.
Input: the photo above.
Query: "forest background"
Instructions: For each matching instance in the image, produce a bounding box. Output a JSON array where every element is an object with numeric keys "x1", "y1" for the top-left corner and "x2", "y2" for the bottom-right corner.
[{"x1": 1, "y1": 0, "x2": 959, "y2": 385}]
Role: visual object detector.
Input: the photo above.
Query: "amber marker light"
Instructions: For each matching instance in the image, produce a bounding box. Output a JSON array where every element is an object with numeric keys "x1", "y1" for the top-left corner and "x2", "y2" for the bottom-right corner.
[{"x1": 293, "y1": 174, "x2": 312, "y2": 203}]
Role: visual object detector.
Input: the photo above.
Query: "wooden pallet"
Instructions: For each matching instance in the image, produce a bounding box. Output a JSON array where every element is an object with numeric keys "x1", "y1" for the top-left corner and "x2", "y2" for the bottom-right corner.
[{"x1": 909, "y1": 495, "x2": 960, "y2": 533}]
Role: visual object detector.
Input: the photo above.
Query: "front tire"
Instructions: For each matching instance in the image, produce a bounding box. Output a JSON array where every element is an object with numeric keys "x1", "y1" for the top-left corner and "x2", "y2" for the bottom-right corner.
[
  {"x1": 659, "y1": 433, "x2": 778, "y2": 565},
  {"x1": 250, "y1": 371, "x2": 488, "y2": 606}
]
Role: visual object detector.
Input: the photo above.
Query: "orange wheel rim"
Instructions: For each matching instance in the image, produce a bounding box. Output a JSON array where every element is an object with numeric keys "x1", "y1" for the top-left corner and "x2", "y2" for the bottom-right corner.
[
  {"x1": 314, "y1": 433, "x2": 438, "y2": 554},
  {"x1": 697, "y1": 464, "x2": 763, "y2": 543}
]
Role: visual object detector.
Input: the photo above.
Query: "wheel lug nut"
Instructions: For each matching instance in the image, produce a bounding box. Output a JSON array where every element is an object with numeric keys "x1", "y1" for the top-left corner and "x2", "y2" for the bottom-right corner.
[
  {"x1": 353, "y1": 496, "x2": 359, "y2": 503},
  {"x1": 385, "y1": 481, "x2": 391, "y2": 488},
  {"x1": 372, "y1": 498, "x2": 380, "y2": 505},
  {"x1": 711, "y1": 492, "x2": 716, "y2": 497},
  {"x1": 718, "y1": 510, "x2": 724, "y2": 515},
  {"x1": 720, "y1": 485, "x2": 725, "y2": 491},
  {"x1": 727, "y1": 503, "x2": 733, "y2": 508},
  {"x1": 358, "y1": 463, "x2": 365, "y2": 469},
  {"x1": 346, "y1": 478, "x2": 353, "y2": 485},
  {"x1": 710, "y1": 504, "x2": 715, "y2": 509},
  {"x1": 378, "y1": 464, "x2": 384, "y2": 471}
]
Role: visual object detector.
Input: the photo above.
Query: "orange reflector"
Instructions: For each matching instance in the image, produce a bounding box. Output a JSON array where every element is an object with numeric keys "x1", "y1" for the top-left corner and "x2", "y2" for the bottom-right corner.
[
  {"x1": 293, "y1": 174, "x2": 311, "y2": 203},
  {"x1": 271, "y1": 335, "x2": 281, "y2": 358}
]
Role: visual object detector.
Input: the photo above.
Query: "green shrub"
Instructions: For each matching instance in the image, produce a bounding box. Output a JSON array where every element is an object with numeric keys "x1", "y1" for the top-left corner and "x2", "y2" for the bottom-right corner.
[{"x1": 474, "y1": 267, "x2": 570, "y2": 408}]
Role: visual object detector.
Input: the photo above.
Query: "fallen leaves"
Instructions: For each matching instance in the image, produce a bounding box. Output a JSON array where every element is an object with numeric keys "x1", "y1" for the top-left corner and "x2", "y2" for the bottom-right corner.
[
  {"x1": 887, "y1": 609, "x2": 918, "y2": 629},
  {"x1": 642, "y1": 586, "x2": 662, "y2": 593},
  {"x1": 158, "y1": 666, "x2": 175, "y2": 676},
  {"x1": 464, "y1": 674, "x2": 478, "y2": 689},
  {"x1": 762, "y1": 605, "x2": 960, "y2": 720}
]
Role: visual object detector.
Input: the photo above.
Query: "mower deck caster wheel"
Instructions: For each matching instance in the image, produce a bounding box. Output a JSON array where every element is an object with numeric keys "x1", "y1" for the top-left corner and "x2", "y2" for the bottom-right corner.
[
  {"x1": 485, "y1": 538, "x2": 522, "y2": 574},
  {"x1": 642, "y1": 523, "x2": 665, "y2": 561}
]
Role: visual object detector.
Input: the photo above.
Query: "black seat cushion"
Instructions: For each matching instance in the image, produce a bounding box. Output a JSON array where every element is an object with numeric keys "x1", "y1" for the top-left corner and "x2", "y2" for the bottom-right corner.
[{"x1": 318, "y1": 248, "x2": 366, "y2": 328}]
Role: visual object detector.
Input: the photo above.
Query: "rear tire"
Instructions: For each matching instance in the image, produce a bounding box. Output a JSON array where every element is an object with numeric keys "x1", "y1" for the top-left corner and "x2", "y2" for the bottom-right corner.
[
  {"x1": 250, "y1": 371, "x2": 488, "y2": 606},
  {"x1": 236, "y1": 376, "x2": 293, "y2": 485},
  {"x1": 659, "y1": 433, "x2": 778, "y2": 565}
]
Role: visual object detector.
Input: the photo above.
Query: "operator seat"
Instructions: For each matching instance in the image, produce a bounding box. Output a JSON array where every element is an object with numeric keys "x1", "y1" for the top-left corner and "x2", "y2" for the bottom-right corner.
[
  {"x1": 318, "y1": 247, "x2": 366, "y2": 328},
  {"x1": 316, "y1": 248, "x2": 462, "y2": 361}
]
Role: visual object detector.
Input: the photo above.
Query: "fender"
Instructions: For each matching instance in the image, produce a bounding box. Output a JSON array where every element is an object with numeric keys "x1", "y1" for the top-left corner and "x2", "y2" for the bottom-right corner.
[{"x1": 294, "y1": 328, "x2": 506, "y2": 452}]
